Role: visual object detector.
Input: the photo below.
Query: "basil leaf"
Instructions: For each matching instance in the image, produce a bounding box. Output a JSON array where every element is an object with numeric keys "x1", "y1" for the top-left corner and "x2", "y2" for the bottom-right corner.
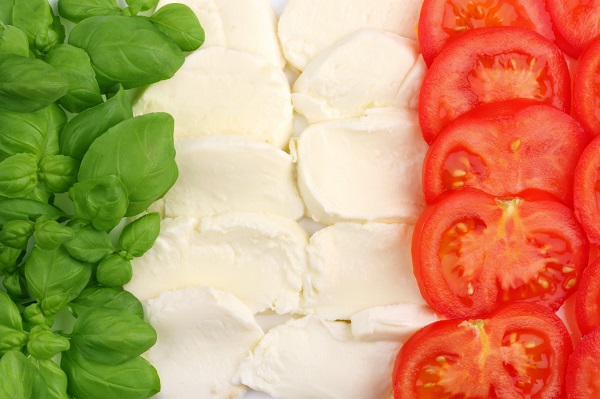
[
  {"x1": 0, "y1": 244, "x2": 21, "y2": 276},
  {"x1": 79, "y1": 113, "x2": 178, "y2": 216},
  {"x1": 45, "y1": 44, "x2": 102, "y2": 113},
  {"x1": 29, "y1": 358, "x2": 69, "y2": 399},
  {"x1": 64, "y1": 227, "x2": 115, "y2": 263},
  {"x1": 0, "y1": 219, "x2": 33, "y2": 249},
  {"x1": 0, "y1": 107, "x2": 47, "y2": 161},
  {"x1": 0, "y1": 290, "x2": 28, "y2": 354},
  {"x1": 60, "y1": 85, "x2": 132, "y2": 160},
  {"x1": 24, "y1": 246, "x2": 91, "y2": 316},
  {"x1": 61, "y1": 348, "x2": 160, "y2": 399},
  {"x1": 150, "y1": 3, "x2": 204, "y2": 51},
  {"x1": 0, "y1": 153, "x2": 38, "y2": 198},
  {"x1": 38, "y1": 154, "x2": 79, "y2": 194},
  {"x1": 126, "y1": 0, "x2": 158, "y2": 14},
  {"x1": 0, "y1": 351, "x2": 49, "y2": 399},
  {"x1": 68, "y1": 287, "x2": 143, "y2": 318},
  {"x1": 119, "y1": 212, "x2": 160, "y2": 257},
  {"x1": 43, "y1": 103, "x2": 66, "y2": 158},
  {"x1": 69, "y1": 16, "x2": 184, "y2": 91},
  {"x1": 0, "y1": 24, "x2": 29, "y2": 57},
  {"x1": 12, "y1": 0, "x2": 53, "y2": 47},
  {"x1": 22, "y1": 303, "x2": 55, "y2": 330},
  {"x1": 27, "y1": 325, "x2": 70, "y2": 360},
  {"x1": 0, "y1": 1, "x2": 14, "y2": 24},
  {"x1": 97, "y1": 254, "x2": 132, "y2": 287},
  {"x1": 69, "y1": 175, "x2": 128, "y2": 231},
  {"x1": 0, "y1": 198, "x2": 64, "y2": 224},
  {"x1": 52, "y1": 14, "x2": 66, "y2": 44},
  {"x1": 33, "y1": 218, "x2": 74, "y2": 250},
  {"x1": 57, "y1": 0, "x2": 121, "y2": 23},
  {"x1": 2, "y1": 272, "x2": 28, "y2": 299},
  {"x1": 0, "y1": 53, "x2": 69, "y2": 113}
]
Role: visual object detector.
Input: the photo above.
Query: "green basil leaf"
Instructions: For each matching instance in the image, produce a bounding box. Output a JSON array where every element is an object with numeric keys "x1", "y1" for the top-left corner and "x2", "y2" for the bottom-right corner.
[
  {"x1": 12, "y1": 0, "x2": 53, "y2": 47},
  {"x1": 24, "y1": 246, "x2": 91, "y2": 316},
  {"x1": 0, "y1": 1, "x2": 14, "y2": 24},
  {"x1": 33, "y1": 218, "x2": 74, "y2": 250},
  {"x1": 64, "y1": 227, "x2": 115, "y2": 263},
  {"x1": 22, "y1": 303, "x2": 55, "y2": 330},
  {"x1": 61, "y1": 348, "x2": 160, "y2": 399},
  {"x1": 57, "y1": 0, "x2": 121, "y2": 23},
  {"x1": 60, "y1": 85, "x2": 132, "y2": 160},
  {"x1": 78, "y1": 113, "x2": 178, "y2": 216},
  {"x1": 43, "y1": 103, "x2": 67, "y2": 158},
  {"x1": 23, "y1": 187, "x2": 52, "y2": 204},
  {"x1": 0, "y1": 107, "x2": 47, "y2": 161},
  {"x1": 38, "y1": 154, "x2": 79, "y2": 194},
  {"x1": 0, "y1": 244, "x2": 21, "y2": 275},
  {"x1": 150, "y1": 3, "x2": 204, "y2": 51},
  {"x1": 69, "y1": 175, "x2": 128, "y2": 231},
  {"x1": 119, "y1": 212, "x2": 160, "y2": 257},
  {"x1": 44, "y1": 44, "x2": 102, "y2": 113},
  {"x1": 52, "y1": 14, "x2": 66, "y2": 44},
  {"x1": 27, "y1": 325, "x2": 70, "y2": 360},
  {"x1": 34, "y1": 28, "x2": 60, "y2": 55},
  {"x1": 0, "y1": 219, "x2": 33, "y2": 249},
  {"x1": 0, "y1": 351, "x2": 49, "y2": 399},
  {"x1": 96, "y1": 254, "x2": 132, "y2": 287},
  {"x1": 126, "y1": 0, "x2": 158, "y2": 14},
  {"x1": 2, "y1": 272, "x2": 28, "y2": 299},
  {"x1": 0, "y1": 53, "x2": 69, "y2": 113},
  {"x1": 0, "y1": 290, "x2": 28, "y2": 354},
  {"x1": 29, "y1": 358, "x2": 69, "y2": 399},
  {"x1": 0, "y1": 24, "x2": 29, "y2": 57},
  {"x1": 0, "y1": 198, "x2": 64, "y2": 224},
  {"x1": 69, "y1": 15, "x2": 184, "y2": 91},
  {"x1": 71, "y1": 307, "x2": 156, "y2": 364},
  {"x1": 0, "y1": 153, "x2": 38, "y2": 198},
  {"x1": 68, "y1": 287, "x2": 143, "y2": 318}
]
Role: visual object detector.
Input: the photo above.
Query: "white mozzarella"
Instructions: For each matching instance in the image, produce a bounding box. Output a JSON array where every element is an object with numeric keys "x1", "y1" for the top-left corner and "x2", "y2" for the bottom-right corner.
[
  {"x1": 160, "y1": 136, "x2": 304, "y2": 220},
  {"x1": 292, "y1": 29, "x2": 418, "y2": 123},
  {"x1": 292, "y1": 108, "x2": 428, "y2": 225},
  {"x1": 144, "y1": 286, "x2": 264, "y2": 399},
  {"x1": 302, "y1": 223, "x2": 426, "y2": 320},
  {"x1": 132, "y1": 47, "x2": 293, "y2": 148},
  {"x1": 155, "y1": 0, "x2": 284, "y2": 67},
  {"x1": 396, "y1": 54, "x2": 427, "y2": 110},
  {"x1": 278, "y1": 0, "x2": 423, "y2": 71},
  {"x1": 236, "y1": 315, "x2": 401, "y2": 399},
  {"x1": 125, "y1": 213, "x2": 308, "y2": 314}
]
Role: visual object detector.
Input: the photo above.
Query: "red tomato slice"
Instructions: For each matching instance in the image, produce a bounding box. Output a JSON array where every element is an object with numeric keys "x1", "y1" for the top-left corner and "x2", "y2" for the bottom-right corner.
[
  {"x1": 574, "y1": 135, "x2": 600, "y2": 246},
  {"x1": 546, "y1": 0, "x2": 600, "y2": 59},
  {"x1": 393, "y1": 303, "x2": 571, "y2": 399},
  {"x1": 566, "y1": 327, "x2": 600, "y2": 399},
  {"x1": 575, "y1": 258, "x2": 600, "y2": 335},
  {"x1": 573, "y1": 36, "x2": 600, "y2": 137},
  {"x1": 419, "y1": 27, "x2": 570, "y2": 144},
  {"x1": 418, "y1": 0, "x2": 555, "y2": 66},
  {"x1": 412, "y1": 189, "x2": 588, "y2": 319},
  {"x1": 423, "y1": 100, "x2": 591, "y2": 205}
]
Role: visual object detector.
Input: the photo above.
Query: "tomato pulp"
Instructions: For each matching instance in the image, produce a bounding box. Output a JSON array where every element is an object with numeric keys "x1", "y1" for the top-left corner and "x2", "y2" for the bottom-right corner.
[
  {"x1": 575, "y1": 257, "x2": 600, "y2": 335},
  {"x1": 566, "y1": 327, "x2": 600, "y2": 399},
  {"x1": 573, "y1": 35, "x2": 600, "y2": 137},
  {"x1": 574, "y1": 135, "x2": 600, "y2": 247}
]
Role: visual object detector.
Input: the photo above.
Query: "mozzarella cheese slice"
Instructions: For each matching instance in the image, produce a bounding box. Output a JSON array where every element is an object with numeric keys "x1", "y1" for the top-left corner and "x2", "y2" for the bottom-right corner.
[
  {"x1": 351, "y1": 304, "x2": 440, "y2": 342},
  {"x1": 125, "y1": 213, "x2": 308, "y2": 314},
  {"x1": 156, "y1": 0, "x2": 284, "y2": 67},
  {"x1": 132, "y1": 47, "x2": 293, "y2": 148},
  {"x1": 292, "y1": 108, "x2": 428, "y2": 224},
  {"x1": 144, "y1": 286, "x2": 264, "y2": 399},
  {"x1": 236, "y1": 315, "x2": 401, "y2": 399},
  {"x1": 160, "y1": 136, "x2": 304, "y2": 220},
  {"x1": 396, "y1": 54, "x2": 427, "y2": 110},
  {"x1": 292, "y1": 29, "x2": 418, "y2": 124},
  {"x1": 278, "y1": 0, "x2": 423, "y2": 71},
  {"x1": 302, "y1": 223, "x2": 426, "y2": 320}
]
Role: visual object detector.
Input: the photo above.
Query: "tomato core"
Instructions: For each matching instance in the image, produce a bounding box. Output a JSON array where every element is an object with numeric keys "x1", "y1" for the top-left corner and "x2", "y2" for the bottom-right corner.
[{"x1": 442, "y1": 149, "x2": 489, "y2": 191}]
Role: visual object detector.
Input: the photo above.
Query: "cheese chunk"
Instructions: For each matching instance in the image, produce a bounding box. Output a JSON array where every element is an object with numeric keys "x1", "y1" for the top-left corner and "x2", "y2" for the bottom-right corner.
[
  {"x1": 351, "y1": 304, "x2": 440, "y2": 342},
  {"x1": 144, "y1": 286, "x2": 264, "y2": 399},
  {"x1": 160, "y1": 136, "x2": 304, "y2": 220},
  {"x1": 133, "y1": 47, "x2": 293, "y2": 148},
  {"x1": 278, "y1": 0, "x2": 422, "y2": 71},
  {"x1": 156, "y1": 0, "x2": 284, "y2": 67},
  {"x1": 292, "y1": 29, "x2": 418, "y2": 123},
  {"x1": 125, "y1": 213, "x2": 308, "y2": 314},
  {"x1": 293, "y1": 109, "x2": 428, "y2": 224},
  {"x1": 302, "y1": 223, "x2": 426, "y2": 320},
  {"x1": 236, "y1": 315, "x2": 401, "y2": 399},
  {"x1": 396, "y1": 55, "x2": 427, "y2": 110}
]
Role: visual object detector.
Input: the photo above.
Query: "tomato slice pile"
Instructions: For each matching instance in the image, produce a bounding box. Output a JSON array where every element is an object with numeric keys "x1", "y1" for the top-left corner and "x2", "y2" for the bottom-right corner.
[{"x1": 566, "y1": 327, "x2": 600, "y2": 399}]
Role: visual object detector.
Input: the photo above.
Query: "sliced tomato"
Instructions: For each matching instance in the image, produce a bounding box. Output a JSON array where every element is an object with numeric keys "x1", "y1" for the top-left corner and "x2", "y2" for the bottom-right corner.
[
  {"x1": 412, "y1": 189, "x2": 588, "y2": 318},
  {"x1": 566, "y1": 327, "x2": 600, "y2": 399},
  {"x1": 423, "y1": 100, "x2": 591, "y2": 205},
  {"x1": 393, "y1": 303, "x2": 571, "y2": 399},
  {"x1": 418, "y1": 0, "x2": 555, "y2": 66},
  {"x1": 574, "y1": 135, "x2": 600, "y2": 246},
  {"x1": 573, "y1": 36, "x2": 600, "y2": 137},
  {"x1": 575, "y1": 258, "x2": 600, "y2": 335},
  {"x1": 546, "y1": 0, "x2": 600, "y2": 59},
  {"x1": 419, "y1": 27, "x2": 570, "y2": 144}
]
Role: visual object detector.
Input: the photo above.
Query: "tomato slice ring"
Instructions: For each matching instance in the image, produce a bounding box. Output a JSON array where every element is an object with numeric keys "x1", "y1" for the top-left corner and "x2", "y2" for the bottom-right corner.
[
  {"x1": 546, "y1": 0, "x2": 600, "y2": 59},
  {"x1": 575, "y1": 258, "x2": 600, "y2": 335},
  {"x1": 423, "y1": 100, "x2": 591, "y2": 205},
  {"x1": 393, "y1": 303, "x2": 571, "y2": 399},
  {"x1": 573, "y1": 35, "x2": 600, "y2": 137},
  {"x1": 574, "y1": 135, "x2": 600, "y2": 246},
  {"x1": 412, "y1": 189, "x2": 588, "y2": 318},
  {"x1": 419, "y1": 27, "x2": 570, "y2": 144},
  {"x1": 418, "y1": 0, "x2": 555, "y2": 66},
  {"x1": 566, "y1": 327, "x2": 600, "y2": 399}
]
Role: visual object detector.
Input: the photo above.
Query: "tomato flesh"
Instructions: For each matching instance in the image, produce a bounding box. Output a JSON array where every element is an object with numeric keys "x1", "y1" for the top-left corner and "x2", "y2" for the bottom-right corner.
[
  {"x1": 573, "y1": 36, "x2": 600, "y2": 137},
  {"x1": 546, "y1": 0, "x2": 600, "y2": 59},
  {"x1": 574, "y1": 135, "x2": 600, "y2": 246},
  {"x1": 575, "y1": 258, "x2": 600, "y2": 335},
  {"x1": 566, "y1": 327, "x2": 600, "y2": 399},
  {"x1": 419, "y1": 27, "x2": 570, "y2": 144}
]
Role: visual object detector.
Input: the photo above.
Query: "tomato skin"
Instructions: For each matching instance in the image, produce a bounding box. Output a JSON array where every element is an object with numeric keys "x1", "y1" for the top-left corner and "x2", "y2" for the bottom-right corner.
[
  {"x1": 546, "y1": 0, "x2": 600, "y2": 59},
  {"x1": 418, "y1": 0, "x2": 555, "y2": 66},
  {"x1": 419, "y1": 27, "x2": 570, "y2": 144},
  {"x1": 575, "y1": 258, "x2": 600, "y2": 335},
  {"x1": 573, "y1": 36, "x2": 600, "y2": 137},
  {"x1": 393, "y1": 303, "x2": 571, "y2": 399},
  {"x1": 423, "y1": 100, "x2": 591, "y2": 205},
  {"x1": 566, "y1": 327, "x2": 600, "y2": 399},
  {"x1": 412, "y1": 189, "x2": 588, "y2": 319},
  {"x1": 574, "y1": 135, "x2": 600, "y2": 246}
]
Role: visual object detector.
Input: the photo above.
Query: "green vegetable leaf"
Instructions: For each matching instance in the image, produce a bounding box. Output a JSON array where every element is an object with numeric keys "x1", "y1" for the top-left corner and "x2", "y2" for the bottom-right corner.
[
  {"x1": 24, "y1": 246, "x2": 91, "y2": 316},
  {"x1": 0, "y1": 53, "x2": 69, "y2": 113},
  {"x1": 52, "y1": 14, "x2": 66, "y2": 44},
  {"x1": 78, "y1": 113, "x2": 178, "y2": 216},
  {"x1": 27, "y1": 325, "x2": 70, "y2": 360},
  {"x1": 68, "y1": 287, "x2": 143, "y2": 318},
  {"x1": 0, "y1": 289, "x2": 28, "y2": 355},
  {"x1": 0, "y1": 153, "x2": 38, "y2": 198},
  {"x1": 0, "y1": 351, "x2": 49, "y2": 399},
  {"x1": 96, "y1": 254, "x2": 132, "y2": 287},
  {"x1": 43, "y1": 102, "x2": 67, "y2": 158},
  {"x1": 150, "y1": 3, "x2": 204, "y2": 52},
  {"x1": 38, "y1": 154, "x2": 79, "y2": 194},
  {"x1": 57, "y1": 0, "x2": 121, "y2": 23},
  {"x1": 0, "y1": 219, "x2": 34, "y2": 249},
  {"x1": 69, "y1": 16, "x2": 184, "y2": 91},
  {"x1": 69, "y1": 175, "x2": 128, "y2": 231},
  {"x1": 0, "y1": 1, "x2": 14, "y2": 24},
  {"x1": 60, "y1": 85, "x2": 132, "y2": 160},
  {"x1": 0, "y1": 198, "x2": 64, "y2": 225},
  {"x1": 0, "y1": 106, "x2": 47, "y2": 161},
  {"x1": 64, "y1": 227, "x2": 115, "y2": 263},
  {"x1": 29, "y1": 358, "x2": 69, "y2": 399},
  {"x1": 22, "y1": 303, "x2": 55, "y2": 330},
  {"x1": 2, "y1": 272, "x2": 28, "y2": 299},
  {"x1": 0, "y1": 24, "x2": 29, "y2": 57},
  {"x1": 12, "y1": 0, "x2": 54, "y2": 48},
  {"x1": 45, "y1": 44, "x2": 103, "y2": 113},
  {"x1": 0, "y1": 244, "x2": 21, "y2": 275},
  {"x1": 127, "y1": 0, "x2": 158, "y2": 14},
  {"x1": 119, "y1": 212, "x2": 160, "y2": 257},
  {"x1": 34, "y1": 218, "x2": 74, "y2": 250}
]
